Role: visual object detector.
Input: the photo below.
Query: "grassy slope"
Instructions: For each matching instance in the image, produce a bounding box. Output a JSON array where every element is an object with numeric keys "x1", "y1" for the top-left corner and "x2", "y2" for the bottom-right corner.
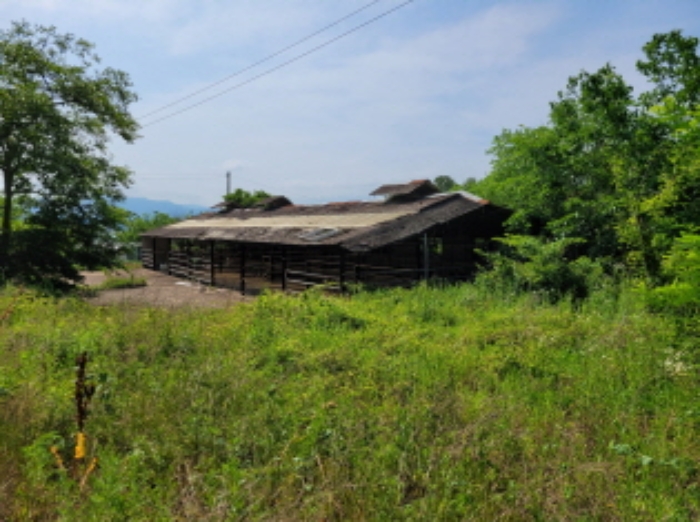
[{"x1": 1, "y1": 284, "x2": 699, "y2": 520}]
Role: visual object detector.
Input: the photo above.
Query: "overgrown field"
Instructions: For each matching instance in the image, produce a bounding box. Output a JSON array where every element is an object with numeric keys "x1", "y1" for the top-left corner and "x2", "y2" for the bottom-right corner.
[{"x1": 1, "y1": 284, "x2": 699, "y2": 520}]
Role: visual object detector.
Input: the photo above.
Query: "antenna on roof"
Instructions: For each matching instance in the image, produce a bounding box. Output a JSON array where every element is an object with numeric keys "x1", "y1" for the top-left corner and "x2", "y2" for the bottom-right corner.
[{"x1": 226, "y1": 171, "x2": 231, "y2": 195}]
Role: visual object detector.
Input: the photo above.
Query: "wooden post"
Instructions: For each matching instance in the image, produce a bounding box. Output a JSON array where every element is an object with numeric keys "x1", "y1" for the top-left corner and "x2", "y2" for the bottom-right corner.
[
  {"x1": 282, "y1": 247, "x2": 287, "y2": 292},
  {"x1": 268, "y1": 252, "x2": 273, "y2": 283},
  {"x1": 415, "y1": 239, "x2": 422, "y2": 282},
  {"x1": 210, "y1": 241, "x2": 215, "y2": 286},
  {"x1": 339, "y1": 251, "x2": 346, "y2": 293},
  {"x1": 423, "y1": 233, "x2": 430, "y2": 281},
  {"x1": 150, "y1": 237, "x2": 156, "y2": 269},
  {"x1": 240, "y1": 243, "x2": 246, "y2": 296}
]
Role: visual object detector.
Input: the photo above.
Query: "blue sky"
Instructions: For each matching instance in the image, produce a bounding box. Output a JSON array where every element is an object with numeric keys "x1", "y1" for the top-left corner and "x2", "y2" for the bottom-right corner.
[{"x1": 4, "y1": 0, "x2": 700, "y2": 206}]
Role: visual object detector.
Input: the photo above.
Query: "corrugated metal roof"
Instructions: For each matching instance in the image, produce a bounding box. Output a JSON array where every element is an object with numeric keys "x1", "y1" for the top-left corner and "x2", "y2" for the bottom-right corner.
[
  {"x1": 298, "y1": 228, "x2": 342, "y2": 242},
  {"x1": 167, "y1": 210, "x2": 412, "y2": 229},
  {"x1": 142, "y1": 192, "x2": 507, "y2": 252}
]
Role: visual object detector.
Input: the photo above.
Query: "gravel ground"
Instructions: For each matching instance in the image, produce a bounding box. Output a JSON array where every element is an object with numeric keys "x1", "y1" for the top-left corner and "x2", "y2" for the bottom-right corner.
[{"x1": 82, "y1": 268, "x2": 253, "y2": 308}]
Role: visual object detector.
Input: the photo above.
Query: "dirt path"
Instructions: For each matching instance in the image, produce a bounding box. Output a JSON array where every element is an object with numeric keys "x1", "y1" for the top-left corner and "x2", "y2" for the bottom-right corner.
[{"x1": 82, "y1": 268, "x2": 253, "y2": 308}]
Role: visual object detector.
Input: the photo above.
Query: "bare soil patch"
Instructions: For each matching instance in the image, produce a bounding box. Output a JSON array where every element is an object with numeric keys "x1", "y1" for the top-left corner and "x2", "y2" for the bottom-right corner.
[{"x1": 81, "y1": 268, "x2": 253, "y2": 308}]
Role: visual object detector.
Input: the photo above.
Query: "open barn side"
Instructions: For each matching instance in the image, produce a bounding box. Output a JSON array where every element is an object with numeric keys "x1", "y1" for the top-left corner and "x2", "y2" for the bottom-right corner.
[
  {"x1": 140, "y1": 181, "x2": 510, "y2": 294},
  {"x1": 140, "y1": 203, "x2": 506, "y2": 294}
]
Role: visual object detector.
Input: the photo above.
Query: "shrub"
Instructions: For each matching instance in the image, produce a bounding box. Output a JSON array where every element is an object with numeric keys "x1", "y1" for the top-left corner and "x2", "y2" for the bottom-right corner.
[
  {"x1": 646, "y1": 233, "x2": 700, "y2": 314},
  {"x1": 476, "y1": 235, "x2": 605, "y2": 301}
]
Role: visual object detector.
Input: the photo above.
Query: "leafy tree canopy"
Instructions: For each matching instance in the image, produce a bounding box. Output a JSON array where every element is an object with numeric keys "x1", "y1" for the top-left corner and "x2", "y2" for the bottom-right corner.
[
  {"x1": 433, "y1": 175, "x2": 457, "y2": 192},
  {"x1": 646, "y1": 233, "x2": 700, "y2": 314},
  {"x1": 460, "y1": 177, "x2": 479, "y2": 192},
  {"x1": 0, "y1": 21, "x2": 138, "y2": 286},
  {"x1": 115, "y1": 211, "x2": 180, "y2": 246},
  {"x1": 222, "y1": 188, "x2": 271, "y2": 208},
  {"x1": 472, "y1": 30, "x2": 700, "y2": 283}
]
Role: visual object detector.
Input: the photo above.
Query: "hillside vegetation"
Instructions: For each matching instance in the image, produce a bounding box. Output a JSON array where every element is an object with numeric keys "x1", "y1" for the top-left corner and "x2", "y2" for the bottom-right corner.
[{"x1": 2, "y1": 283, "x2": 699, "y2": 520}]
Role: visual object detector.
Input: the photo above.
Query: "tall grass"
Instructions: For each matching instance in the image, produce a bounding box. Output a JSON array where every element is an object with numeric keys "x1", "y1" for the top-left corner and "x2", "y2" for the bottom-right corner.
[{"x1": 1, "y1": 282, "x2": 699, "y2": 520}]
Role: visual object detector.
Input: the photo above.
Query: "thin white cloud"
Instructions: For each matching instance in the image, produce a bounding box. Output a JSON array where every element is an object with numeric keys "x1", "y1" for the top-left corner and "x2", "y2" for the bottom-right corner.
[
  {"x1": 4, "y1": 0, "x2": 183, "y2": 23},
  {"x1": 4, "y1": 0, "x2": 700, "y2": 206},
  {"x1": 114, "y1": 2, "x2": 572, "y2": 204}
]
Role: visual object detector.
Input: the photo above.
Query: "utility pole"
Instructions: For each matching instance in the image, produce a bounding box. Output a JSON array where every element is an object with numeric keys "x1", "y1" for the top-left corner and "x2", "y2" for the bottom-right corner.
[{"x1": 226, "y1": 171, "x2": 231, "y2": 195}]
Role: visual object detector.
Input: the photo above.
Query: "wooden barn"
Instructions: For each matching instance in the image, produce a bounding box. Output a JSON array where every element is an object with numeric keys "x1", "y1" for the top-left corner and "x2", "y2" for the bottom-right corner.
[{"x1": 140, "y1": 180, "x2": 509, "y2": 294}]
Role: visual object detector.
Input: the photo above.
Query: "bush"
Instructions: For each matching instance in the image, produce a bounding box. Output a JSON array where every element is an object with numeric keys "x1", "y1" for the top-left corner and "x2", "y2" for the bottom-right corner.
[
  {"x1": 476, "y1": 235, "x2": 605, "y2": 302},
  {"x1": 646, "y1": 233, "x2": 700, "y2": 315},
  {"x1": 1, "y1": 282, "x2": 697, "y2": 520},
  {"x1": 222, "y1": 188, "x2": 270, "y2": 208}
]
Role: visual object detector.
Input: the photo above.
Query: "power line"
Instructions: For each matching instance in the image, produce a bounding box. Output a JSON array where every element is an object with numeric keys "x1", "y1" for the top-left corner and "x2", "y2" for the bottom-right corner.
[
  {"x1": 137, "y1": 173, "x2": 263, "y2": 184},
  {"x1": 141, "y1": 0, "x2": 415, "y2": 128},
  {"x1": 139, "y1": 0, "x2": 383, "y2": 120}
]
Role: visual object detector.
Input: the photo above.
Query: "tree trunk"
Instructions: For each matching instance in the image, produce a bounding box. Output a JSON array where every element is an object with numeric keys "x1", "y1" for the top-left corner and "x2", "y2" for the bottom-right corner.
[
  {"x1": 635, "y1": 213, "x2": 660, "y2": 283},
  {"x1": 1, "y1": 169, "x2": 13, "y2": 274}
]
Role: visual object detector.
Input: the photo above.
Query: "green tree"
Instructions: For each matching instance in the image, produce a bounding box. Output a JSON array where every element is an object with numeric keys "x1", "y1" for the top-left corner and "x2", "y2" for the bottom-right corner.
[
  {"x1": 649, "y1": 101, "x2": 700, "y2": 229},
  {"x1": 433, "y1": 175, "x2": 457, "y2": 192},
  {"x1": 474, "y1": 31, "x2": 700, "y2": 282},
  {"x1": 476, "y1": 235, "x2": 600, "y2": 302},
  {"x1": 637, "y1": 30, "x2": 700, "y2": 108},
  {"x1": 476, "y1": 74, "x2": 626, "y2": 263},
  {"x1": 116, "y1": 211, "x2": 180, "y2": 245},
  {"x1": 222, "y1": 188, "x2": 271, "y2": 208},
  {"x1": 0, "y1": 194, "x2": 31, "y2": 230},
  {"x1": 647, "y1": 233, "x2": 700, "y2": 314},
  {"x1": 0, "y1": 21, "x2": 138, "y2": 285},
  {"x1": 460, "y1": 177, "x2": 479, "y2": 192}
]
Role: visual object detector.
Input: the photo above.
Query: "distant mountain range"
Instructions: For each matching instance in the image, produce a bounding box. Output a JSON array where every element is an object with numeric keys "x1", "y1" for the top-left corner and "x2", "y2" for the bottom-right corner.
[{"x1": 120, "y1": 197, "x2": 209, "y2": 217}]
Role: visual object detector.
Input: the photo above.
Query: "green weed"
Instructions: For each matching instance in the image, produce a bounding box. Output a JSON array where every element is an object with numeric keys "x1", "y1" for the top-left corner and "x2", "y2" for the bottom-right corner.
[
  {"x1": 1, "y1": 283, "x2": 699, "y2": 520},
  {"x1": 97, "y1": 273, "x2": 147, "y2": 290}
]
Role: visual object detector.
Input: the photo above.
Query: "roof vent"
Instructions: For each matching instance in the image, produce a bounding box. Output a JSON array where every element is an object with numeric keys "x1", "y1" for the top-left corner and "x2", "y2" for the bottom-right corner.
[
  {"x1": 254, "y1": 195, "x2": 293, "y2": 210},
  {"x1": 370, "y1": 179, "x2": 440, "y2": 202}
]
